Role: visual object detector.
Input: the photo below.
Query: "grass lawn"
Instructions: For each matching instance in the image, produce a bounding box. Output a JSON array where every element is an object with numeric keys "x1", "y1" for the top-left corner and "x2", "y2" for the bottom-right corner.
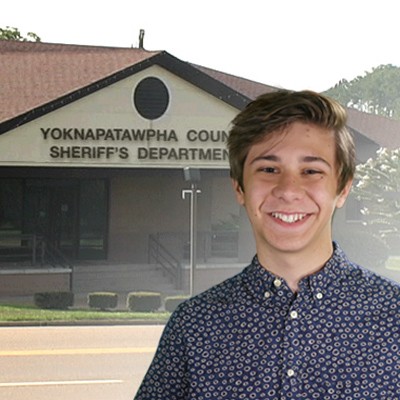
[{"x1": 0, "y1": 304, "x2": 170, "y2": 324}]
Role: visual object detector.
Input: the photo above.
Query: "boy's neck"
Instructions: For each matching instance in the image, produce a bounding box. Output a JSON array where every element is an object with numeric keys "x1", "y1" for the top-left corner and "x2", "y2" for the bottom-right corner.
[{"x1": 257, "y1": 243, "x2": 334, "y2": 293}]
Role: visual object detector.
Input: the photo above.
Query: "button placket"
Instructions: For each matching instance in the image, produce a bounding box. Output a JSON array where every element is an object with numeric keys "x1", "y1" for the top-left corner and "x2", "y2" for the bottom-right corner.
[{"x1": 281, "y1": 291, "x2": 305, "y2": 396}]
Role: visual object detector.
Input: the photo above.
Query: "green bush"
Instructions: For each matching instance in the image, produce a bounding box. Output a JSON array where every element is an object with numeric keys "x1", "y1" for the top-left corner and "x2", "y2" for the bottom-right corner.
[
  {"x1": 164, "y1": 295, "x2": 190, "y2": 312},
  {"x1": 34, "y1": 291, "x2": 74, "y2": 310},
  {"x1": 127, "y1": 292, "x2": 161, "y2": 312},
  {"x1": 88, "y1": 292, "x2": 118, "y2": 310}
]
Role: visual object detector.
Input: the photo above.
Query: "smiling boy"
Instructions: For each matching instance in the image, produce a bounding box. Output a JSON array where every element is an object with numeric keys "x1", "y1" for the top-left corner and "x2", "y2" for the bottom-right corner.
[
  {"x1": 234, "y1": 121, "x2": 352, "y2": 292},
  {"x1": 134, "y1": 90, "x2": 399, "y2": 399}
]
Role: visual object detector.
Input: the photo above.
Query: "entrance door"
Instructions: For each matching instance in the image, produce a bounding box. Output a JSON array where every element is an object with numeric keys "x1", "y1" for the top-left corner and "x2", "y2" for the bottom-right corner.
[{"x1": 24, "y1": 180, "x2": 78, "y2": 258}]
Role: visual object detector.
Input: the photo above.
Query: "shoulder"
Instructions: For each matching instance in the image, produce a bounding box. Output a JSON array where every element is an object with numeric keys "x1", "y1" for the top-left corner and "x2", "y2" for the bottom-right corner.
[
  {"x1": 344, "y1": 261, "x2": 400, "y2": 314},
  {"x1": 185, "y1": 267, "x2": 249, "y2": 308},
  {"x1": 333, "y1": 243, "x2": 399, "y2": 298},
  {"x1": 166, "y1": 266, "x2": 250, "y2": 327},
  {"x1": 348, "y1": 261, "x2": 400, "y2": 293}
]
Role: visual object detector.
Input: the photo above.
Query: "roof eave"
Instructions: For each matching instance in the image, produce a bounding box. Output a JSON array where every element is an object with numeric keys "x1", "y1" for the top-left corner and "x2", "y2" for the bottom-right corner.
[{"x1": 0, "y1": 51, "x2": 251, "y2": 135}]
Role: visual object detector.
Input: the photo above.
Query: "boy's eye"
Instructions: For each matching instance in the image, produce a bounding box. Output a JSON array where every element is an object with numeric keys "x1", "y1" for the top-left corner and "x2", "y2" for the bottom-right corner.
[
  {"x1": 261, "y1": 167, "x2": 277, "y2": 173},
  {"x1": 304, "y1": 169, "x2": 322, "y2": 175}
]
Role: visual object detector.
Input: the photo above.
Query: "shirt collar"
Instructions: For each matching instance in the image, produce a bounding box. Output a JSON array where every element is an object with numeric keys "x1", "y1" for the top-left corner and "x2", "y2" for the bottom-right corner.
[{"x1": 242, "y1": 242, "x2": 353, "y2": 302}]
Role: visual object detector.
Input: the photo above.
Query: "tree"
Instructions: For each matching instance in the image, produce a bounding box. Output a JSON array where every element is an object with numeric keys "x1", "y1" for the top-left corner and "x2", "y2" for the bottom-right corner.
[
  {"x1": 324, "y1": 64, "x2": 400, "y2": 119},
  {"x1": 0, "y1": 26, "x2": 41, "y2": 42},
  {"x1": 352, "y1": 147, "x2": 400, "y2": 250}
]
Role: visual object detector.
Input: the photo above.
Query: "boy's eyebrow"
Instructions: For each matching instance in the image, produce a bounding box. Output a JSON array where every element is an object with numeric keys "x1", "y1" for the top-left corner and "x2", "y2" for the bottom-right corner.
[
  {"x1": 250, "y1": 155, "x2": 279, "y2": 164},
  {"x1": 250, "y1": 154, "x2": 332, "y2": 168},
  {"x1": 302, "y1": 156, "x2": 332, "y2": 168}
]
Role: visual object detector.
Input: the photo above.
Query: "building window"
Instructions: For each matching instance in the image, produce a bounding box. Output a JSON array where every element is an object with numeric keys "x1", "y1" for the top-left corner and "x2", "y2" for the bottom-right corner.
[
  {"x1": 133, "y1": 77, "x2": 170, "y2": 120},
  {"x1": 0, "y1": 179, "x2": 23, "y2": 255},
  {"x1": 78, "y1": 179, "x2": 108, "y2": 259},
  {"x1": 0, "y1": 178, "x2": 108, "y2": 263}
]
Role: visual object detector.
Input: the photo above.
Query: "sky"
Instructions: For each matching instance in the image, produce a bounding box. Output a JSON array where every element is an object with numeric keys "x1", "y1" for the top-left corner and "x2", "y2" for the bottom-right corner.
[{"x1": 2, "y1": 0, "x2": 400, "y2": 92}]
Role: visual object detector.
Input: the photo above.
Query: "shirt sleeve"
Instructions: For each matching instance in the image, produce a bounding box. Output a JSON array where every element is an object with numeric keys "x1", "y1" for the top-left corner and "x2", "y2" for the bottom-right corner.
[{"x1": 134, "y1": 309, "x2": 189, "y2": 400}]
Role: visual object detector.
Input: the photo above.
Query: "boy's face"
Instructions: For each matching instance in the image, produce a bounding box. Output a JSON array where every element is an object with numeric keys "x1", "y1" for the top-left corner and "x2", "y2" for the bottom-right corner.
[{"x1": 233, "y1": 121, "x2": 352, "y2": 260}]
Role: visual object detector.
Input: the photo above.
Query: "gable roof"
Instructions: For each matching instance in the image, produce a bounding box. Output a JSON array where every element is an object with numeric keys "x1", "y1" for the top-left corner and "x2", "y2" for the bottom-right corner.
[
  {"x1": 0, "y1": 40, "x2": 267, "y2": 134},
  {"x1": 0, "y1": 41, "x2": 159, "y2": 123},
  {"x1": 1, "y1": 40, "x2": 400, "y2": 150},
  {"x1": 347, "y1": 107, "x2": 400, "y2": 150}
]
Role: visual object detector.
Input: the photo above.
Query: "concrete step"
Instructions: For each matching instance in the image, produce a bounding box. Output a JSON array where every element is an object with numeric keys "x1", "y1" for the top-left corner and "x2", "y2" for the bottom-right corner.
[{"x1": 71, "y1": 263, "x2": 177, "y2": 293}]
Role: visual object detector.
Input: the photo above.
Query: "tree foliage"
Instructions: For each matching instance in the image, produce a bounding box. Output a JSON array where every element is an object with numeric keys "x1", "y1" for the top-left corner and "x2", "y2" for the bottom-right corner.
[
  {"x1": 0, "y1": 26, "x2": 41, "y2": 42},
  {"x1": 324, "y1": 64, "x2": 400, "y2": 119},
  {"x1": 352, "y1": 147, "x2": 400, "y2": 248}
]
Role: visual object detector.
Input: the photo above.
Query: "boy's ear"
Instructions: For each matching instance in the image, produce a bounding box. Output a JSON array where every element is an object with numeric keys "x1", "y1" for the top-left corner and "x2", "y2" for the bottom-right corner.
[
  {"x1": 336, "y1": 179, "x2": 353, "y2": 209},
  {"x1": 232, "y1": 179, "x2": 245, "y2": 206}
]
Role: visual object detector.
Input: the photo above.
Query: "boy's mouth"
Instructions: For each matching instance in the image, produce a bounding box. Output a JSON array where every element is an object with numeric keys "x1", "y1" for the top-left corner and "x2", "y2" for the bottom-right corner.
[{"x1": 271, "y1": 212, "x2": 307, "y2": 224}]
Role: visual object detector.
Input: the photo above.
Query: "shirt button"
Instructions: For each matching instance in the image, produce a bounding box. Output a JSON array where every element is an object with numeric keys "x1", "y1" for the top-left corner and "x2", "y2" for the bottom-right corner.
[
  {"x1": 264, "y1": 291, "x2": 271, "y2": 299},
  {"x1": 290, "y1": 310, "x2": 298, "y2": 319},
  {"x1": 287, "y1": 369, "x2": 295, "y2": 377},
  {"x1": 273, "y1": 278, "x2": 282, "y2": 288},
  {"x1": 316, "y1": 292, "x2": 323, "y2": 300}
]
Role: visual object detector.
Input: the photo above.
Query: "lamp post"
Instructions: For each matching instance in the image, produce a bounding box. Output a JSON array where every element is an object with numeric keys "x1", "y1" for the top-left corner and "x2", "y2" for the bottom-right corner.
[{"x1": 182, "y1": 167, "x2": 201, "y2": 297}]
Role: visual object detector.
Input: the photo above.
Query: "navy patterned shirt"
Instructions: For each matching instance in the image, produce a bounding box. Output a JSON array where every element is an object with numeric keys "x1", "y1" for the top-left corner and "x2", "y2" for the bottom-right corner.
[{"x1": 135, "y1": 244, "x2": 400, "y2": 399}]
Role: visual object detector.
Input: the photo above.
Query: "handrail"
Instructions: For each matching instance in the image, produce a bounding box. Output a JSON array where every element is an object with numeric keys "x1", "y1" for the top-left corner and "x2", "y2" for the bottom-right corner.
[
  {"x1": 148, "y1": 234, "x2": 182, "y2": 289},
  {"x1": 152, "y1": 230, "x2": 239, "y2": 262},
  {"x1": 42, "y1": 240, "x2": 73, "y2": 269},
  {"x1": 0, "y1": 233, "x2": 44, "y2": 265},
  {"x1": 0, "y1": 233, "x2": 72, "y2": 269}
]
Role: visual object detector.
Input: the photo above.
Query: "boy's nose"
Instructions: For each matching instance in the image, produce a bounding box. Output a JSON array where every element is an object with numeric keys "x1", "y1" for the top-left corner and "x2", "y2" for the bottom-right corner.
[{"x1": 272, "y1": 174, "x2": 304, "y2": 201}]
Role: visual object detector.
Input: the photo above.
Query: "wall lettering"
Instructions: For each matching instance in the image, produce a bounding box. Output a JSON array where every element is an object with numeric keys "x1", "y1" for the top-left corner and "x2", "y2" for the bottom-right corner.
[
  {"x1": 49, "y1": 146, "x2": 129, "y2": 159},
  {"x1": 186, "y1": 129, "x2": 229, "y2": 142},
  {"x1": 41, "y1": 127, "x2": 229, "y2": 164},
  {"x1": 41, "y1": 127, "x2": 179, "y2": 142},
  {"x1": 137, "y1": 147, "x2": 228, "y2": 161}
]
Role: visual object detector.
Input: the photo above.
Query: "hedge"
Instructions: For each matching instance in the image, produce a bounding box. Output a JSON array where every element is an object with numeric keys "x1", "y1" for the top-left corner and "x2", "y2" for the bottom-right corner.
[
  {"x1": 127, "y1": 292, "x2": 161, "y2": 312},
  {"x1": 164, "y1": 295, "x2": 190, "y2": 312},
  {"x1": 88, "y1": 292, "x2": 118, "y2": 310},
  {"x1": 34, "y1": 291, "x2": 74, "y2": 310}
]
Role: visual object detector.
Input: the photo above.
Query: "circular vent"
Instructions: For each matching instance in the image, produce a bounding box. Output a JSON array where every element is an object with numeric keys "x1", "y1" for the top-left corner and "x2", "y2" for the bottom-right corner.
[{"x1": 133, "y1": 77, "x2": 169, "y2": 120}]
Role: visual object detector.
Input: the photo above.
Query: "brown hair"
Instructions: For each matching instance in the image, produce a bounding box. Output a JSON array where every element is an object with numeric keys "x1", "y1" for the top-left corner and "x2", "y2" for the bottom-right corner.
[{"x1": 227, "y1": 90, "x2": 355, "y2": 193}]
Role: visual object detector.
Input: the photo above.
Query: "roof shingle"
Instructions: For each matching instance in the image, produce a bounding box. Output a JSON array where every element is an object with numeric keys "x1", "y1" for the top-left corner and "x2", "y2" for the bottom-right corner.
[
  {"x1": 1, "y1": 40, "x2": 400, "y2": 149},
  {"x1": 0, "y1": 40, "x2": 160, "y2": 122}
]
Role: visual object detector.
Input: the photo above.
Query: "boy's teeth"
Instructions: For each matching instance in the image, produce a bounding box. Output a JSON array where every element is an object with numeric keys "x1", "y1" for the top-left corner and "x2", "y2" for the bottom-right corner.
[{"x1": 272, "y1": 213, "x2": 306, "y2": 223}]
